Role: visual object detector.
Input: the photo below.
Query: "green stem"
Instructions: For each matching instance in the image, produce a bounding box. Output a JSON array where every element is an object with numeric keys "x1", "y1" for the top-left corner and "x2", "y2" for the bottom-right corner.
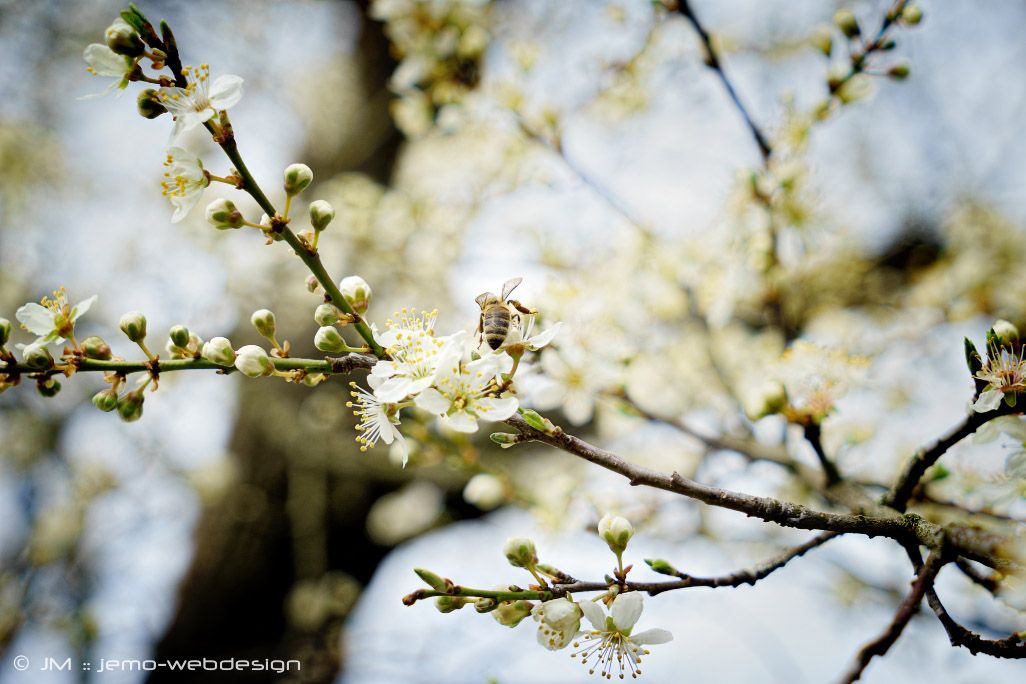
[
  {"x1": 415, "y1": 588, "x2": 553, "y2": 602},
  {"x1": 1, "y1": 355, "x2": 370, "y2": 377}
]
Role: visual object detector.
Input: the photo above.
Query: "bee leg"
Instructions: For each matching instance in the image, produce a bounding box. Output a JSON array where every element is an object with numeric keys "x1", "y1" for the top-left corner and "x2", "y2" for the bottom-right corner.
[
  {"x1": 476, "y1": 314, "x2": 485, "y2": 348},
  {"x1": 508, "y1": 300, "x2": 537, "y2": 316}
]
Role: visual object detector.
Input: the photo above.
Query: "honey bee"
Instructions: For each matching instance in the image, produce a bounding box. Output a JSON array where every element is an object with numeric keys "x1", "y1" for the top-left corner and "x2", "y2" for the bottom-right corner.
[{"x1": 475, "y1": 277, "x2": 537, "y2": 350}]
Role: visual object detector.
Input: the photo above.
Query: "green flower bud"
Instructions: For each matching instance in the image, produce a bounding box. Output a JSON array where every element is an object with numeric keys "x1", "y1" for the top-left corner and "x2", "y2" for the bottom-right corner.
[
  {"x1": 489, "y1": 432, "x2": 520, "y2": 448},
  {"x1": 833, "y1": 9, "x2": 860, "y2": 38},
  {"x1": 305, "y1": 275, "x2": 321, "y2": 293},
  {"x1": 598, "y1": 513, "x2": 634, "y2": 554},
  {"x1": 993, "y1": 320, "x2": 1019, "y2": 346},
  {"x1": 105, "y1": 17, "x2": 145, "y2": 57},
  {"x1": 491, "y1": 600, "x2": 534, "y2": 627},
  {"x1": 234, "y1": 345, "x2": 273, "y2": 378},
  {"x1": 314, "y1": 303, "x2": 341, "y2": 327},
  {"x1": 309, "y1": 199, "x2": 335, "y2": 232},
  {"x1": 434, "y1": 596, "x2": 469, "y2": 613},
  {"x1": 0, "y1": 317, "x2": 11, "y2": 347},
  {"x1": 743, "y1": 379, "x2": 789, "y2": 420},
  {"x1": 283, "y1": 163, "x2": 313, "y2": 196},
  {"x1": 205, "y1": 198, "x2": 244, "y2": 230},
  {"x1": 901, "y1": 4, "x2": 923, "y2": 25},
  {"x1": 23, "y1": 343, "x2": 54, "y2": 370},
  {"x1": 415, "y1": 568, "x2": 448, "y2": 591},
  {"x1": 92, "y1": 388, "x2": 119, "y2": 412},
  {"x1": 503, "y1": 537, "x2": 537, "y2": 568},
  {"x1": 169, "y1": 325, "x2": 191, "y2": 349},
  {"x1": 119, "y1": 311, "x2": 147, "y2": 342},
  {"x1": 37, "y1": 377, "x2": 61, "y2": 398},
  {"x1": 137, "y1": 89, "x2": 167, "y2": 119},
  {"x1": 810, "y1": 25, "x2": 833, "y2": 56},
  {"x1": 888, "y1": 62, "x2": 911, "y2": 80},
  {"x1": 474, "y1": 597, "x2": 498, "y2": 613},
  {"x1": 644, "y1": 558, "x2": 679, "y2": 576},
  {"x1": 117, "y1": 390, "x2": 144, "y2": 422},
  {"x1": 314, "y1": 326, "x2": 346, "y2": 353},
  {"x1": 201, "y1": 336, "x2": 236, "y2": 366},
  {"x1": 250, "y1": 309, "x2": 276, "y2": 340},
  {"x1": 82, "y1": 336, "x2": 113, "y2": 360},
  {"x1": 339, "y1": 276, "x2": 372, "y2": 316}
]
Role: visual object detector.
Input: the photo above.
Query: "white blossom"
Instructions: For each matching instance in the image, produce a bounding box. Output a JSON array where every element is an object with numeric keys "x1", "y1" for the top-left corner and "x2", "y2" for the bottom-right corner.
[
  {"x1": 234, "y1": 345, "x2": 273, "y2": 378},
  {"x1": 574, "y1": 593, "x2": 672, "y2": 679},
  {"x1": 532, "y1": 597, "x2": 582, "y2": 651},
  {"x1": 370, "y1": 310, "x2": 456, "y2": 402},
  {"x1": 972, "y1": 348, "x2": 1026, "y2": 413},
  {"x1": 81, "y1": 43, "x2": 134, "y2": 98},
  {"x1": 157, "y1": 64, "x2": 243, "y2": 142},
  {"x1": 348, "y1": 381, "x2": 409, "y2": 466},
  {"x1": 16, "y1": 290, "x2": 97, "y2": 347},
  {"x1": 414, "y1": 352, "x2": 518, "y2": 433},
  {"x1": 161, "y1": 147, "x2": 210, "y2": 222}
]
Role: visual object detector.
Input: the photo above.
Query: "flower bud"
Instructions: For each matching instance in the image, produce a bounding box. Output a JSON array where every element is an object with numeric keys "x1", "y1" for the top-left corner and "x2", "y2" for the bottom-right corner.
[
  {"x1": 888, "y1": 62, "x2": 911, "y2": 80},
  {"x1": 169, "y1": 325, "x2": 191, "y2": 349},
  {"x1": 82, "y1": 336, "x2": 113, "y2": 360},
  {"x1": 119, "y1": 311, "x2": 147, "y2": 342},
  {"x1": 105, "y1": 17, "x2": 145, "y2": 57},
  {"x1": 117, "y1": 390, "x2": 144, "y2": 422},
  {"x1": 234, "y1": 345, "x2": 273, "y2": 378},
  {"x1": 37, "y1": 377, "x2": 61, "y2": 398},
  {"x1": 250, "y1": 309, "x2": 276, "y2": 340},
  {"x1": 23, "y1": 343, "x2": 54, "y2": 370},
  {"x1": 434, "y1": 596, "x2": 469, "y2": 613},
  {"x1": 491, "y1": 600, "x2": 534, "y2": 628},
  {"x1": 901, "y1": 4, "x2": 923, "y2": 25},
  {"x1": 314, "y1": 326, "x2": 346, "y2": 353},
  {"x1": 305, "y1": 275, "x2": 321, "y2": 293},
  {"x1": 489, "y1": 432, "x2": 520, "y2": 448},
  {"x1": 744, "y1": 379, "x2": 788, "y2": 420},
  {"x1": 137, "y1": 88, "x2": 167, "y2": 119},
  {"x1": 474, "y1": 597, "x2": 498, "y2": 613},
  {"x1": 339, "y1": 276, "x2": 372, "y2": 315},
  {"x1": 283, "y1": 163, "x2": 313, "y2": 196},
  {"x1": 205, "y1": 198, "x2": 244, "y2": 230},
  {"x1": 992, "y1": 320, "x2": 1019, "y2": 346},
  {"x1": 92, "y1": 388, "x2": 119, "y2": 412},
  {"x1": 810, "y1": 25, "x2": 833, "y2": 56},
  {"x1": 644, "y1": 558, "x2": 679, "y2": 576},
  {"x1": 463, "y1": 473, "x2": 505, "y2": 510},
  {"x1": 504, "y1": 537, "x2": 537, "y2": 568},
  {"x1": 201, "y1": 337, "x2": 236, "y2": 366},
  {"x1": 833, "y1": 9, "x2": 860, "y2": 38},
  {"x1": 314, "y1": 303, "x2": 341, "y2": 327},
  {"x1": 598, "y1": 513, "x2": 634, "y2": 554},
  {"x1": 0, "y1": 317, "x2": 10, "y2": 347},
  {"x1": 309, "y1": 200, "x2": 335, "y2": 232},
  {"x1": 415, "y1": 568, "x2": 448, "y2": 591}
]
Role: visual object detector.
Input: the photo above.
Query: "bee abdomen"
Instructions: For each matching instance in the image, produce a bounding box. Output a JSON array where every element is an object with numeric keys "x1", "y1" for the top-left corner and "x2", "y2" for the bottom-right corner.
[{"x1": 483, "y1": 307, "x2": 510, "y2": 349}]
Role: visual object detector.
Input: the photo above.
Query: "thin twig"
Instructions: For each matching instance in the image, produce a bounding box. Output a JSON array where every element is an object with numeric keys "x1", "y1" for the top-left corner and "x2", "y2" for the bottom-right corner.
[
  {"x1": 674, "y1": 0, "x2": 772, "y2": 162},
  {"x1": 803, "y1": 422, "x2": 842, "y2": 486}
]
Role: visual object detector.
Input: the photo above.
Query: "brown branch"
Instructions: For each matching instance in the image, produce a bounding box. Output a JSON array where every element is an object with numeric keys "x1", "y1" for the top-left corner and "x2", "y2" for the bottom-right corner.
[
  {"x1": 673, "y1": 0, "x2": 772, "y2": 162},
  {"x1": 839, "y1": 549, "x2": 946, "y2": 683},
  {"x1": 803, "y1": 422, "x2": 842, "y2": 486},
  {"x1": 954, "y1": 557, "x2": 1000, "y2": 594},
  {"x1": 925, "y1": 585, "x2": 1026, "y2": 658}
]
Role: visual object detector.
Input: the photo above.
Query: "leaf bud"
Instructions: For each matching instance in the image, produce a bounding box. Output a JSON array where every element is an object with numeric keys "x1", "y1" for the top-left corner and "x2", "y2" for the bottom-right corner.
[
  {"x1": 205, "y1": 198, "x2": 244, "y2": 230},
  {"x1": 169, "y1": 325, "x2": 191, "y2": 349},
  {"x1": 503, "y1": 537, "x2": 537, "y2": 568},
  {"x1": 414, "y1": 568, "x2": 448, "y2": 591},
  {"x1": 234, "y1": 345, "x2": 273, "y2": 378},
  {"x1": 888, "y1": 62, "x2": 911, "y2": 80},
  {"x1": 105, "y1": 17, "x2": 145, "y2": 57},
  {"x1": 283, "y1": 163, "x2": 313, "y2": 196},
  {"x1": 92, "y1": 388, "x2": 119, "y2": 412},
  {"x1": 644, "y1": 558, "x2": 679, "y2": 577},
  {"x1": 489, "y1": 432, "x2": 521, "y2": 448},
  {"x1": 305, "y1": 275, "x2": 321, "y2": 293},
  {"x1": 309, "y1": 200, "x2": 335, "y2": 232},
  {"x1": 119, "y1": 311, "x2": 147, "y2": 342},
  {"x1": 338, "y1": 276, "x2": 372, "y2": 315},
  {"x1": 82, "y1": 336, "x2": 113, "y2": 360},
  {"x1": 250, "y1": 309, "x2": 276, "y2": 340},
  {"x1": 201, "y1": 336, "x2": 236, "y2": 366},
  {"x1": 314, "y1": 326, "x2": 346, "y2": 353}
]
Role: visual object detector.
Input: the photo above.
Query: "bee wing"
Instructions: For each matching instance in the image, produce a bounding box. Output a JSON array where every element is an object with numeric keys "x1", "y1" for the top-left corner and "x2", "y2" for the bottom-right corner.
[
  {"x1": 501, "y1": 277, "x2": 523, "y2": 301},
  {"x1": 475, "y1": 292, "x2": 492, "y2": 308}
]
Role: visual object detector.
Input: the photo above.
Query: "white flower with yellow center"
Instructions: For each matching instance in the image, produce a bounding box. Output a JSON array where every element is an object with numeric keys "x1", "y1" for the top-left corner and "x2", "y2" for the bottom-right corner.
[
  {"x1": 161, "y1": 147, "x2": 210, "y2": 222},
  {"x1": 157, "y1": 64, "x2": 244, "y2": 142},
  {"x1": 414, "y1": 352, "x2": 518, "y2": 433},
  {"x1": 370, "y1": 309, "x2": 456, "y2": 403},
  {"x1": 573, "y1": 593, "x2": 672, "y2": 679},
  {"x1": 81, "y1": 43, "x2": 135, "y2": 98},
  {"x1": 348, "y1": 381, "x2": 409, "y2": 466},
  {"x1": 973, "y1": 347, "x2": 1026, "y2": 413},
  {"x1": 16, "y1": 289, "x2": 97, "y2": 347}
]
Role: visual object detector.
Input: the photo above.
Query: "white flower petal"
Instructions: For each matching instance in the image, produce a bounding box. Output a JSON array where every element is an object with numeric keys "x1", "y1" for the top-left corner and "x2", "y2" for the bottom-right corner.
[
  {"x1": 414, "y1": 387, "x2": 451, "y2": 415},
  {"x1": 208, "y1": 74, "x2": 244, "y2": 110},
  {"x1": 578, "y1": 600, "x2": 605, "y2": 632},
  {"x1": 526, "y1": 322, "x2": 562, "y2": 350},
  {"x1": 70, "y1": 295, "x2": 98, "y2": 321},
  {"x1": 973, "y1": 389, "x2": 1004, "y2": 413},
  {"x1": 474, "y1": 396, "x2": 518, "y2": 421},
  {"x1": 83, "y1": 43, "x2": 129, "y2": 77},
  {"x1": 443, "y1": 411, "x2": 479, "y2": 433},
  {"x1": 630, "y1": 628, "x2": 673, "y2": 645},
  {"x1": 610, "y1": 592, "x2": 644, "y2": 632},
  {"x1": 15, "y1": 303, "x2": 55, "y2": 336}
]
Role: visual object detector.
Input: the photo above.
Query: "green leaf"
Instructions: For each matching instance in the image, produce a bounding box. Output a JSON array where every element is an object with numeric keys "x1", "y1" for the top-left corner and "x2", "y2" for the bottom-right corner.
[{"x1": 519, "y1": 408, "x2": 547, "y2": 432}]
